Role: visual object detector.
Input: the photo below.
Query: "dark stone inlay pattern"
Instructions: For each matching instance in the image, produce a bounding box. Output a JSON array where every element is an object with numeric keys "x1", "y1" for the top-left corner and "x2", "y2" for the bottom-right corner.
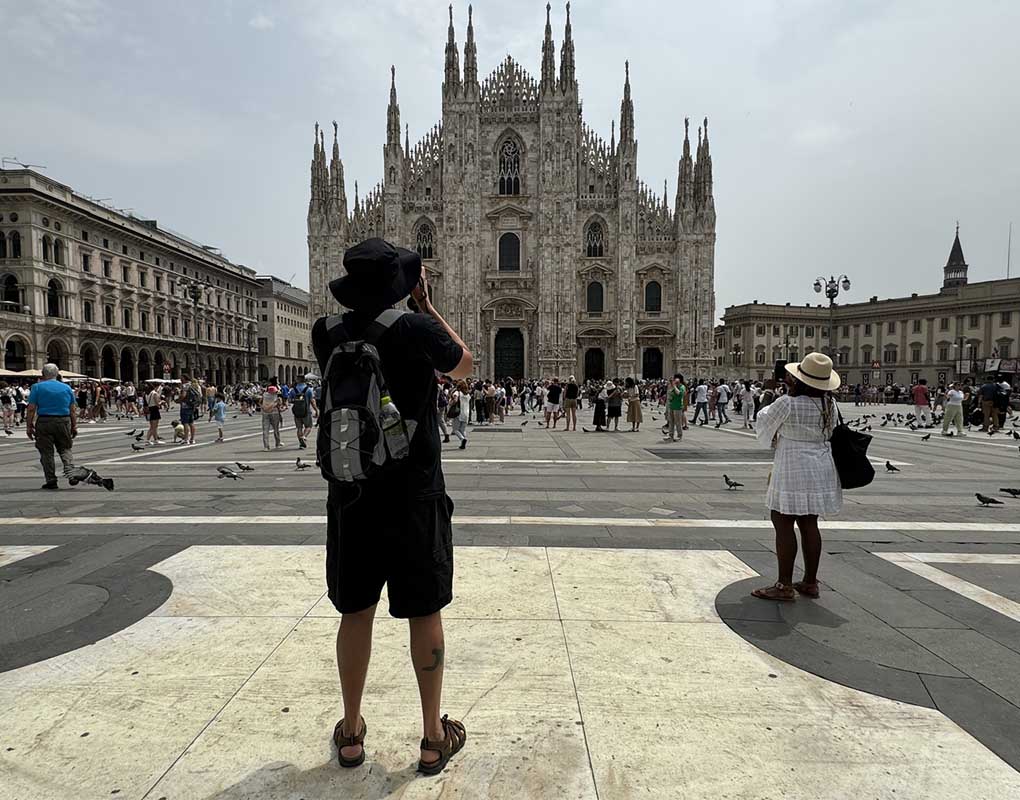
[
  {"x1": 0, "y1": 539, "x2": 185, "y2": 673},
  {"x1": 717, "y1": 553, "x2": 1020, "y2": 772}
]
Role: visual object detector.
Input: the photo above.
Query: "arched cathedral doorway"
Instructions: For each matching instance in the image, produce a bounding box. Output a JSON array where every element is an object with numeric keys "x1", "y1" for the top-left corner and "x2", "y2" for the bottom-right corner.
[{"x1": 494, "y1": 328, "x2": 524, "y2": 380}]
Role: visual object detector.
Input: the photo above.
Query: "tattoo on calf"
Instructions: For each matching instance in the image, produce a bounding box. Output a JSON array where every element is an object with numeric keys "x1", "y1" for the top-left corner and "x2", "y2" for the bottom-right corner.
[{"x1": 422, "y1": 647, "x2": 444, "y2": 673}]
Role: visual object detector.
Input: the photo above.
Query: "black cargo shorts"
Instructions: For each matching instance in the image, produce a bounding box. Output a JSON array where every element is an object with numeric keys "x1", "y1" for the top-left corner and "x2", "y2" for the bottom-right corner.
[{"x1": 325, "y1": 483, "x2": 454, "y2": 619}]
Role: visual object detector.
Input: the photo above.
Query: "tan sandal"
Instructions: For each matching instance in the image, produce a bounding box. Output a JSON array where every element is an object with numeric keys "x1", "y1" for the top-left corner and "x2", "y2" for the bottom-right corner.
[
  {"x1": 417, "y1": 714, "x2": 467, "y2": 776},
  {"x1": 752, "y1": 582, "x2": 796, "y2": 602},
  {"x1": 333, "y1": 716, "x2": 366, "y2": 768},
  {"x1": 793, "y1": 580, "x2": 820, "y2": 598}
]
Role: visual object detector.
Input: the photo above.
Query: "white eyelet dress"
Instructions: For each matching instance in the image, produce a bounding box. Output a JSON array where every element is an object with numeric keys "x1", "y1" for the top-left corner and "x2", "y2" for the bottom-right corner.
[{"x1": 755, "y1": 394, "x2": 842, "y2": 516}]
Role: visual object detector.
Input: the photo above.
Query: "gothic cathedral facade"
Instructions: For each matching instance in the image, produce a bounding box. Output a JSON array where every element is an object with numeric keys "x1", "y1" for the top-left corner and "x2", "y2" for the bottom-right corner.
[{"x1": 307, "y1": 4, "x2": 717, "y2": 381}]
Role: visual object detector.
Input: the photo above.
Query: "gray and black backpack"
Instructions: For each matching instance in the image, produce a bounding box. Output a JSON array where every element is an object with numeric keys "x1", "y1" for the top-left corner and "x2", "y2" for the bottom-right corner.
[{"x1": 316, "y1": 309, "x2": 416, "y2": 483}]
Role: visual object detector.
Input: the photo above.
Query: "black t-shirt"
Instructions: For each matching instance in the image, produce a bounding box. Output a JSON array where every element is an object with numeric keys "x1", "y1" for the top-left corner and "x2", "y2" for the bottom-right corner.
[
  {"x1": 312, "y1": 310, "x2": 462, "y2": 497},
  {"x1": 546, "y1": 384, "x2": 563, "y2": 404},
  {"x1": 565, "y1": 382, "x2": 579, "y2": 400}
]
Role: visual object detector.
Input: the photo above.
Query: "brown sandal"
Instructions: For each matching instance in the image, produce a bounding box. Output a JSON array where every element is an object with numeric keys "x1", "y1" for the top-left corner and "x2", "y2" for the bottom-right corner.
[
  {"x1": 417, "y1": 714, "x2": 467, "y2": 776},
  {"x1": 333, "y1": 716, "x2": 366, "y2": 768},
  {"x1": 752, "y1": 582, "x2": 796, "y2": 602},
  {"x1": 793, "y1": 580, "x2": 820, "y2": 598}
]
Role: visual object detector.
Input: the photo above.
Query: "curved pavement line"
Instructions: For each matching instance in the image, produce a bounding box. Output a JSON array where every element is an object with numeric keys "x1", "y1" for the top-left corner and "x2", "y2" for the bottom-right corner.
[
  {"x1": 716, "y1": 574, "x2": 1020, "y2": 772},
  {"x1": 0, "y1": 543, "x2": 184, "y2": 673}
]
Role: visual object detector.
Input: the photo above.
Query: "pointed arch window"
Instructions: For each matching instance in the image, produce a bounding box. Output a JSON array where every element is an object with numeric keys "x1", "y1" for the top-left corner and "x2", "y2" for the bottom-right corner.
[
  {"x1": 644, "y1": 280, "x2": 662, "y2": 313},
  {"x1": 415, "y1": 222, "x2": 435, "y2": 260},
  {"x1": 498, "y1": 139, "x2": 521, "y2": 196},
  {"x1": 585, "y1": 222, "x2": 605, "y2": 257},
  {"x1": 498, "y1": 232, "x2": 520, "y2": 272},
  {"x1": 586, "y1": 281, "x2": 604, "y2": 313}
]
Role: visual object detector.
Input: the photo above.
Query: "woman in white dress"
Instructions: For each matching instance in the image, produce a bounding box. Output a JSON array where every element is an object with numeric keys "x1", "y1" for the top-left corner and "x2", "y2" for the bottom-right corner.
[{"x1": 752, "y1": 353, "x2": 842, "y2": 601}]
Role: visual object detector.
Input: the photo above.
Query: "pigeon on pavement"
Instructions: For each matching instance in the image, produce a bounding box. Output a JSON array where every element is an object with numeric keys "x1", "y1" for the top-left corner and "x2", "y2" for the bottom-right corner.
[
  {"x1": 521, "y1": 421, "x2": 528, "y2": 427},
  {"x1": 217, "y1": 466, "x2": 243, "y2": 480},
  {"x1": 235, "y1": 462, "x2": 255, "y2": 472},
  {"x1": 976, "y1": 493, "x2": 1003, "y2": 506},
  {"x1": 723, "y1": 474, "x2": 744, "y2": 490},
  {"x1": 134, "y1": 433, "x2": 144, "y2": 442},
  {"x1": 295, "y1": 458, "x2": 312, "y2": 470},
  {"x1": 124, "y1": 429, "x2": 137, "y2": 436},
  {"x1": 3, "y1": 429, "x2": 12, "y2": 436},
  {"x1": 885, "y1": 461, "x2": 900, "y2": 473},
  {"x1": 921, "y1": 433, "x2": 931, "y2": 441},
  {"x1": 999, "y1": 488, "x2": 1020, "y2": 498},
  {"x1": 131, "y1": 443, "x2": 145, "y2": 451}
]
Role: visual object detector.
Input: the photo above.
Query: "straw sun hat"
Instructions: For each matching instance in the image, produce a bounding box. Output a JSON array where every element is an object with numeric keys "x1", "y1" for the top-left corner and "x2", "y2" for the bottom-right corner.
[{"x1": 784, "y1": 352, "x2": 841, "y2": 392}]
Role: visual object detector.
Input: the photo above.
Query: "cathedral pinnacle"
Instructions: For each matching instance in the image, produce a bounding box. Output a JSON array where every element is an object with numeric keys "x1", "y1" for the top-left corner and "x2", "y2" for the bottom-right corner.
[
  {"x1": 619, "y1": 61, "x2": 634, "y2": 144},
  {"x1": 559, "y1": 1, "x2": 575, "y2": 91},
  {"x1": 387, "y1": 65, "x2": 401, "y2": 147},
  {"x1": 463, "y1": 4, "x2": 478, "y2": 88},
  {"x1": 541, "y1": 2, "x2": 557, "y2": 91},
  {"x1": 444, "y1": 4, "x2": 461, "y2": 96}
]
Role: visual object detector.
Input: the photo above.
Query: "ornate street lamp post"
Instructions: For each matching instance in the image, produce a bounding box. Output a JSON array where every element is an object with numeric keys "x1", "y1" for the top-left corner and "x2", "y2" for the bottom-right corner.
[
  {"x1": 180, "y1": 278, "x2": 210, "y2": 380},
  {"x1": 814, "y1": 274, "x2": 851, "y2": 361}
]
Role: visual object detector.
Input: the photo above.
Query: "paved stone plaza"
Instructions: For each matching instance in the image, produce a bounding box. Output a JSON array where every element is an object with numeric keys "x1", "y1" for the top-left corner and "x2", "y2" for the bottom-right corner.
[{"x1": 2, "y1": 404, "x2": 1020, "y2": 799}]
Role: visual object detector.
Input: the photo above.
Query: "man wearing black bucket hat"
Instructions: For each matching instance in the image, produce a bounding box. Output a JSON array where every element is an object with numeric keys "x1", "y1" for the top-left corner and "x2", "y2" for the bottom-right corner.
[{"x1": 312, "y1": 238, "x2": 472, "y2": 775}]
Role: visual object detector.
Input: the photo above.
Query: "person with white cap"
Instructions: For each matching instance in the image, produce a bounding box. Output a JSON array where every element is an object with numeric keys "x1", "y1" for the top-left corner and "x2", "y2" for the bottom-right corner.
[{"x1": 751, "y1": 352, "x2": 842, "y2": 602}]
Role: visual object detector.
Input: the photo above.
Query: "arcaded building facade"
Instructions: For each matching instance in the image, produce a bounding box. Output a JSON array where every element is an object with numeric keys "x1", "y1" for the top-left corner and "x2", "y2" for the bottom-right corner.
[
  {"x1": 307, "y1": 4, "x2": 717, "y2": 381},
  {"x1": 0, "y1": 169, "x2": 259, "y2": 384}
]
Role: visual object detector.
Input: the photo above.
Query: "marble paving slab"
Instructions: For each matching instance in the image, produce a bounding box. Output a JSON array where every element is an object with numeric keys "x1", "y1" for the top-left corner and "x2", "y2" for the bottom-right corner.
[{"x1": 2, "y1": 546, "x2": 1019, "y2": 799}]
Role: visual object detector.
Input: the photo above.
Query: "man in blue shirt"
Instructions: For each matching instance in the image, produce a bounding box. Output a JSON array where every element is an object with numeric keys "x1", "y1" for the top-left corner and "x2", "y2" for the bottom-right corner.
[{"x1": 26, "y1": 363, "x2": 77, "y2": 489}]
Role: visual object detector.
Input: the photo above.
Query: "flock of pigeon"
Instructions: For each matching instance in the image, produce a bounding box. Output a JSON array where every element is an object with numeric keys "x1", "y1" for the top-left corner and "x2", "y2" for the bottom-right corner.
[{"x1": 847, "y1": 410, "x2": 1020, "y2": 449}]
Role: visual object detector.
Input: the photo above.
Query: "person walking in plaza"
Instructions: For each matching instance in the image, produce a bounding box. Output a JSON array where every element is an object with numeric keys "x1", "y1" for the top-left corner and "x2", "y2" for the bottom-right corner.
[
  {"x1": 740, "y1": 380, "x2": 754, "y2": 429},
  {"x1": 563, "y1": 376, "x2": 579, "y2": 431},
  {"x1": 664, "y1": 374, "x2": 685, "y2": 441},
  {"x1": 714, "y1": 380, "x2": 731, "y2": 428},
  {"x1": 449, "y1": 379, "x2": 469, "y2": 449},
  {"x1": 941, "y1": 382, "x2": 966, "y2": 436},
  {"x1": 691, "y1": 378, "x2": 709, "y2": 425},
  {"x1": 178, "y1": 375, "x2": 201, "y2": 444},
  {"x1": 145, "y1": 383, "x2": 162, "y2": 445},
  {"x1": 25, "y1": 364, "x2": 77, "y2": 490},
  {"x1": 544, "y1": 377, "x2": 563, "y2": 429},
  {"x1": 606, "y1": 380, "x2": 623, "y2": 431},
  {"x1": 313, "y1": 238, "x2": 471, "y2": 774},
  {"x1": 260, "y1": 381, "x2": 284, "y2": 450},
  {"x1": 212, "y1": 393, "x2": 227, "y2": 442},
  {"x1": 912, "y1": 379, "x2": 932, "y2": 428},
  {"x1": 978, "y1": 377, "x2": 1001, "y2": 431},
  {"x1": 751, "y1": 353, "x2": 841, "y2": 602},
  {"x1": 625, "y1": 377, "x2": 643, "y2": 432},
  {"x1": 291, "y1": 375, "x2": 317, "y2": 449},
  {"x1": 592, "y1": 383, "x2": 608, "y2": 432}
]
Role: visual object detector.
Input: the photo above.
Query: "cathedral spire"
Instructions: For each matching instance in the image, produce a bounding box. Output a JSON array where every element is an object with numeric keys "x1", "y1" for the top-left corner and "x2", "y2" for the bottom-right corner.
[
  {"x1": 559, "y1": 2, "x2": 575, "y2": 91},
  {"x1": 610, "y1": 119, "x2": 616, "y2": 154},
  {"x1": 387, "y1": 65, "x2": 401, "y2": 147},
  {"x1": 463, "y1": 4, "x2": 478, "y2": 88},
  {"x1": 405, "y1": 123, "x2": 410, "y2": 157},
  {"x1": 700, "y1": 116, "x2": 713, "y2": 205},
  {"x1": 443, "y1": 4, "x2": 461, "y2": 97},
  {"x1": 676, "y1": 116, "x2": 694, "y2": 212},
  {"x1": 619, "y1": 61, "x2": 634, "y2": 144},
  {"x1": 541, "y1": 2, "x2": 556, "y2": 91},
  {"x1": 328, "y1": 121, "x2": 346, "y2": 220},
  {"x1": 308, "y1": 123, "x2": 323, "y2": 216}
]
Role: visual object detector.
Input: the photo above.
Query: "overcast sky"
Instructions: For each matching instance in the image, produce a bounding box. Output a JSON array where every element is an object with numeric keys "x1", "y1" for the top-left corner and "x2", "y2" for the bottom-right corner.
[{"x1": 5, "y1": 0, "x2": 1019, "y2": 319}]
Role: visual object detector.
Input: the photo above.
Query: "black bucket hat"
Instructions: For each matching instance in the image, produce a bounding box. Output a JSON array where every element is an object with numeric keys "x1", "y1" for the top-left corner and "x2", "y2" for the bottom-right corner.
[{"x1": 329, "y1": 238, "x2": 422, "y2": 311}]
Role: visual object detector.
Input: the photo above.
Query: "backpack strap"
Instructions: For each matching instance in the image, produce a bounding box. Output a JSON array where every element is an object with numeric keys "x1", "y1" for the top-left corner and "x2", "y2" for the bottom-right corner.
[{"x1": 362, "y1": 309, "x2": 406, "y2": 344}]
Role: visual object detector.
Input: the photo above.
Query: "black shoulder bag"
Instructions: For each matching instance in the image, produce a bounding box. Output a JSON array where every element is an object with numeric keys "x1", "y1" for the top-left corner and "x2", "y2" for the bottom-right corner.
[{"x1": 828, "y1": 402, "x2": 874, "y2": 490}]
